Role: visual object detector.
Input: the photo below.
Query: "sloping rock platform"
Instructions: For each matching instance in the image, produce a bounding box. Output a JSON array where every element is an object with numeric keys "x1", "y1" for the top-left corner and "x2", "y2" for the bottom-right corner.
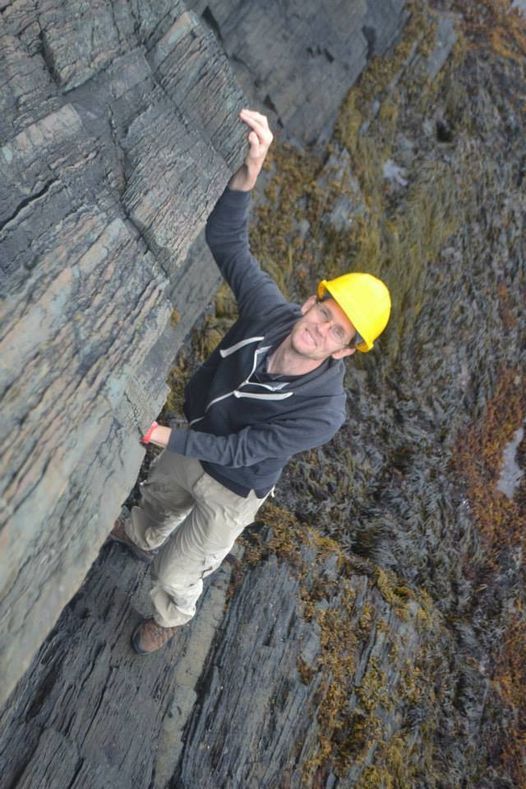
[{"x1": 0, "y1": 536, "x2": 320, "y2": 788}]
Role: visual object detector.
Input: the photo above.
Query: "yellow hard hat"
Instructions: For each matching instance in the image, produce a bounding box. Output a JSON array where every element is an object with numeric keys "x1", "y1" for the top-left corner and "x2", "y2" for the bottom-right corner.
[{"x1": 317, "y1": 272, "x2": 391, "y2": 352}]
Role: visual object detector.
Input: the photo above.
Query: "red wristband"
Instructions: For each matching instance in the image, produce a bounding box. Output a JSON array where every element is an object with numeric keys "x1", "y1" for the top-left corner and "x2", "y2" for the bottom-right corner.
[{"x1": 141, "y1": 421, "x2": 159, "y2": 445}]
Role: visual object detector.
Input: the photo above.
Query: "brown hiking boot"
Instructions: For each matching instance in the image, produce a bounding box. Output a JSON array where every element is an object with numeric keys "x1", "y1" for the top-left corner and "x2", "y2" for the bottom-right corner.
[
  {"x1": 108, "y1": 515, "x2": 157, "y2": 563},
  {"x1": 131, "y1": 618, "x2": 180, "y2": 655}
]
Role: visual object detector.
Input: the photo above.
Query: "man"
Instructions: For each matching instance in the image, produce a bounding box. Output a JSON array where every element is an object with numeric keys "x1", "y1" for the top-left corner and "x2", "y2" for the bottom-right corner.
[{"x1": 110, "y1": 109, "x2": 391, "y2": 654}]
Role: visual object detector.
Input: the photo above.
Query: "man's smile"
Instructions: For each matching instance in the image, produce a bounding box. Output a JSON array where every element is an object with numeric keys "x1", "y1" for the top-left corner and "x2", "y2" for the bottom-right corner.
[{"x1": 302, "y1": 326, "x2": 316, "y2": 347}]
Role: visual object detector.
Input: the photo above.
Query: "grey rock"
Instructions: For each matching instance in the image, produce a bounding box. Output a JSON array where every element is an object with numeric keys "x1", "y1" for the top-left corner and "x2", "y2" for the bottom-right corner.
[
  {"x1": 426, "y1": 13, "x2": 458, "y2": 80},
  {"x1": 174, "y1": 553, "x2": 325, "y2": 788},
  {"x1": 121, "y1": 99, "x2": 227, "y2": 271},
  {"x1": 496, "y1": 425, "x2": 525, "y2": 499},
  {"x1": 295, "y1": 217, "x2": 311, "y2": 241},
  {"x1": 0, "y1": 21, "x2": 61, "y2": 141},
  {"x1": 0, "y1": 544, "x2": 240, "y2": 789},
  {"x1": 149, "y1": 10, "x2": 245, "y2": 168},
  {"x1": 187, "y1": 0, "x2": 409, "y2": 143},
  {"x1": 318, "y1": 146, "x2": 367, "y2": 232},
  {"x1": 34, "y1": 0, "x2": 185, "y2": 91},
  {"x1": 0, "y1": 0, "x2": 246, "y2": 708},
  {"x1": 383, "y1": 157, "x2": 408, "y2": 187}
]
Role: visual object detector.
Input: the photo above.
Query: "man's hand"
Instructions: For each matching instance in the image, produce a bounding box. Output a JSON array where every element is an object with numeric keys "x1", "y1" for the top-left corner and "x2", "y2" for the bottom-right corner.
[
  {"x1": 141, "y1": 422, "x2": 172, "y2": 448},
  {"x1": 229, "y1": 109, "x2": 273, "y2": 192}
]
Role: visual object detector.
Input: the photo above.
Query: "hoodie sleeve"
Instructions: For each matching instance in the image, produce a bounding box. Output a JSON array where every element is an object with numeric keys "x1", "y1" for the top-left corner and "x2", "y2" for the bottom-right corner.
[
  {"x1": 205, "y1": 187, "x2": 287, "y2": 317},
  {"x1": 167, "y1": 410, "x2": 346, "y2": 468}
]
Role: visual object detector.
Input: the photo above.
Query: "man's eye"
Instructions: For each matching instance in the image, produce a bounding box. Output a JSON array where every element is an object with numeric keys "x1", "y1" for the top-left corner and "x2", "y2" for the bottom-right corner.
[{"x1": 332, "y1": 326, "x2": 345, "y2": 341}]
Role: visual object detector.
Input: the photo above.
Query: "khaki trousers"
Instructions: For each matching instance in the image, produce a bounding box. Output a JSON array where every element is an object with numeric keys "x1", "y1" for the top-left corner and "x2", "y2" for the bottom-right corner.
[{"x1": 125, "y1": 450, "x2": 268, "y2": 628}]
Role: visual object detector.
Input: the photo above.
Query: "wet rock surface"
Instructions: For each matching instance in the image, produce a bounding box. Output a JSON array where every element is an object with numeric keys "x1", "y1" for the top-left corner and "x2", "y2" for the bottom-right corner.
[
  {"x1": 2, "y1": 1, "x2": 526, "y2": 787},
  {"x1": 0, "y1": 542, "x2": 239, "y2": 789},
  {"x1": 0, "y1": 518, "x2": 439, "y2": 789}
]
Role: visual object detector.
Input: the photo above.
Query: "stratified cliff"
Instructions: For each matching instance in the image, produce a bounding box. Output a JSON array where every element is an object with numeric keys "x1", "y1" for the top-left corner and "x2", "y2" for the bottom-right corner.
[
  {"x1": 0, "y1": 0, "x2": 248, "y2": 705},
  {"x1": 1, "y1": 1, "x2": 525, "y2": 787}
]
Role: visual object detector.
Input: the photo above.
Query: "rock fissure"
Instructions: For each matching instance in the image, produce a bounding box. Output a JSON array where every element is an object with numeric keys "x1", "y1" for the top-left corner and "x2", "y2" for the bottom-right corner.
[{"x1": 0, "y1": 177, "x2": 59, "y2": 233}]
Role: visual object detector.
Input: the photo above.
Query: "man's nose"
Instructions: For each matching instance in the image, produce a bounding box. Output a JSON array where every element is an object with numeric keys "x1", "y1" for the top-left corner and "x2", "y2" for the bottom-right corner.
[{"x1": 317, "y1": 319, "x2": 332, "y2": 338}]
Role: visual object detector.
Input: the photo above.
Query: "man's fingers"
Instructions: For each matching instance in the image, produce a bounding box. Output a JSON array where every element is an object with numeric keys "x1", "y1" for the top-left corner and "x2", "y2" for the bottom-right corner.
[
  {"x1": 229, "y1": 108, "x2": 273, "y2": 189},
  {"x1": 241, "y1": 114, "x2": 270, "y2": 135},
  {"x1": 246, "y1": 122, "x2": 273, "y2": 148},
  {"x1": 240, "y1": 108, "x2": 269, "y2": 126},
  {"x1": 240, "y1": 108, "x2": 273, "y2": 141}
]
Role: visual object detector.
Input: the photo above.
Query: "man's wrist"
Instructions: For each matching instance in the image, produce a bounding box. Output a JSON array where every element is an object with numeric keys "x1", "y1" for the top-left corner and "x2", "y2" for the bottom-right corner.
[
  {"x1": 151, "y1": 425, "x2": 172, "y2": 447},
  {"x1": 141, "y1": 422, "x2": 172, "y2": 448},
  {"x1": 228, "y1": 163, "x2": 261, "y2": 192}
]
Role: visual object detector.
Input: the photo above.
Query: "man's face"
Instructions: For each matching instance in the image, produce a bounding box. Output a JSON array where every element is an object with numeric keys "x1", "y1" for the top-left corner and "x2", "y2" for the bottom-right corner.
[{"x1": 289, "y1": 295, "x2": 357, "y2": 361}]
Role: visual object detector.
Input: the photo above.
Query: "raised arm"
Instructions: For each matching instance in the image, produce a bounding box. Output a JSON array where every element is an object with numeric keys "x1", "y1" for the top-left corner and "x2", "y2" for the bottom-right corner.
[
  {"x1": 204, "y1": 109, "x2": 286, "y2": 316},
  {"x1": 142, "y1": 112, "x2": 281, "y2": 450}
]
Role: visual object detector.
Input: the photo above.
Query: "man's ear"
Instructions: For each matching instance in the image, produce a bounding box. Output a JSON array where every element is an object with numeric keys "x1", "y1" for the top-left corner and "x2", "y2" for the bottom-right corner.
[
  {"x1": 301, "y1": 295, "x2": 317, "y2": 315},
  {"x1": 331, "y1": 347, "x2": 356, "y2": 360}
]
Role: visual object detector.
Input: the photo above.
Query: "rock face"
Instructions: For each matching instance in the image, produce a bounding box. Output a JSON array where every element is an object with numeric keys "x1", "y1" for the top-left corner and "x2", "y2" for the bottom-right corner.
[
  {"x1": 0, "y1": 0, "x2": 246, "y2": 707},
  {"x1": 0, "y1": 535, "x2": 319, "y2": 788},
  {"x1": 187, "y1": 0, "x2": 409, "y2": 143},
  {"x1": 0, "y1": 521, "x2": 436, "y2": 789}
]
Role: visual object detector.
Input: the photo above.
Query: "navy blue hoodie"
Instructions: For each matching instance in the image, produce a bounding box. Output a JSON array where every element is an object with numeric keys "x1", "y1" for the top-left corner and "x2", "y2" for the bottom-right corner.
[{"x1": 167, "y1": 187, "x2": 347, "y2": 496}]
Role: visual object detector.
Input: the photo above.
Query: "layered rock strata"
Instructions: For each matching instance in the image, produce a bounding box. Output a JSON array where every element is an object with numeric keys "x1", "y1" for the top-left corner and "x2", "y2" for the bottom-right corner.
[{"x1": 0, "y1": 0, "x2": 245, "y2": 706}]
